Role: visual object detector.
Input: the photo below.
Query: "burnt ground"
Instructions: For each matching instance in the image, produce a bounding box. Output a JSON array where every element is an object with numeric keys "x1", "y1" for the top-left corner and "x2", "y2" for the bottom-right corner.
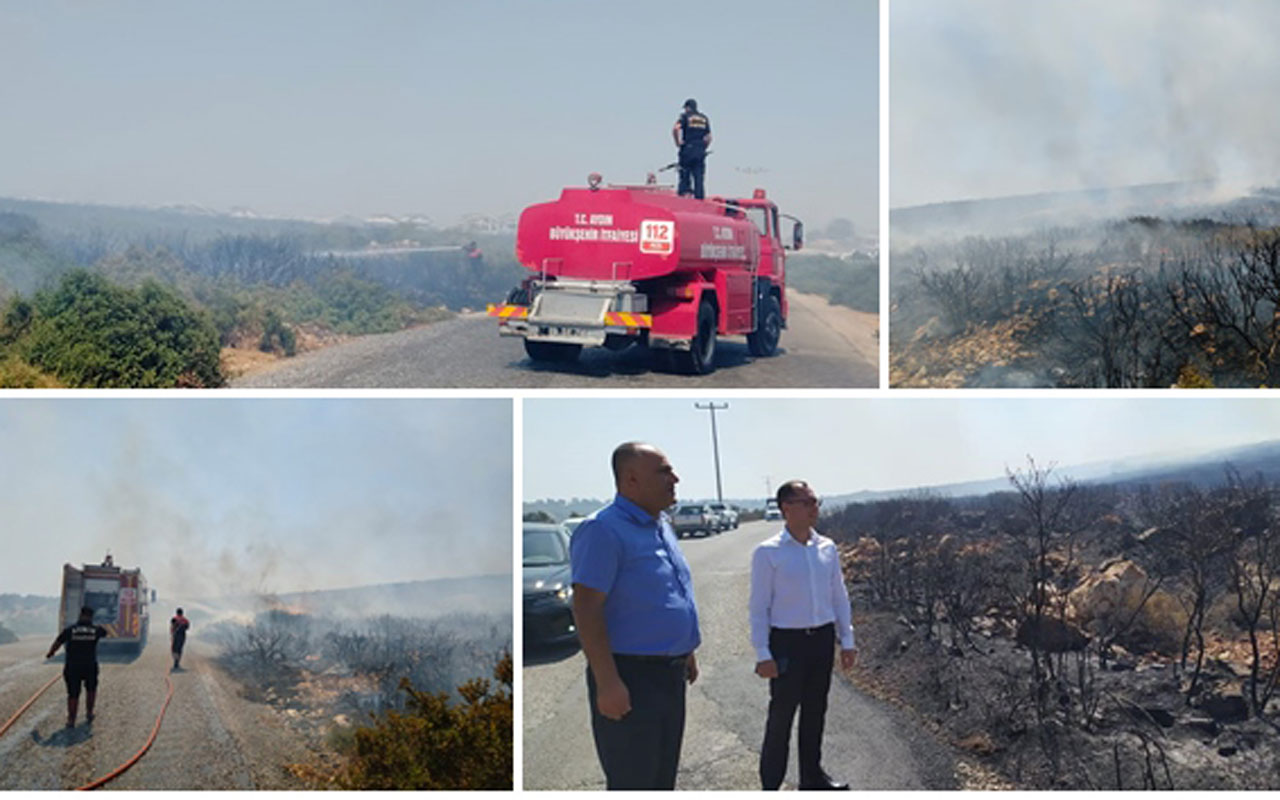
[{"x1": 846, "y1": 610, "x2": 1280, "y2": 790}]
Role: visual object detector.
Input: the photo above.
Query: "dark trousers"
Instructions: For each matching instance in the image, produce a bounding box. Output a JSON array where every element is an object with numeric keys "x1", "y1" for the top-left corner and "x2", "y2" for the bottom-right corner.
[
  {"x1": 760, "y1": 623, "x2": 835, "y2": 790},
  {"x1": 587, "y1": 654, "x2": 688, "y2": 790},
  {"x1": 678, "y1": 153, "x2": 706, "y2": 199},
  {"x1": 63, "y1": 662, "x2": 99, "y2": 698}
]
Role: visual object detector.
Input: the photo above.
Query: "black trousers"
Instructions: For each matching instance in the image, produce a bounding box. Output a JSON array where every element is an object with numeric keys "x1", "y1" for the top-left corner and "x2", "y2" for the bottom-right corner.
[
  {"x1": 63, "y1": 662, "x2": 99, "y2": 698},
  {"x1": 760, "y1": 623, "x2": 835, "y2": 790},
  {"x1": 587, "y1": 654, "x2": 688, "y2": 790},
  {"x1": 678, "y1": 153, "x2": 706, "y2": 199}
]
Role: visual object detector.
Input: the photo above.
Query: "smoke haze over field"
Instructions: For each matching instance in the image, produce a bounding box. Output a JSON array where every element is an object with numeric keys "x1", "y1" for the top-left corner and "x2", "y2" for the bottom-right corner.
[
  {"x1": 0, "y1": 400, "x2": 511, "y2": 597},
  {"x1": 891, "y1": 0, "x2": 1280, "y2": 209},
  {"x1": 0, "y1": 0, "x2": 876, "y2": 233},
  {"x1": 524, "y1": 398, "x2": 1280, "y2": 502}
]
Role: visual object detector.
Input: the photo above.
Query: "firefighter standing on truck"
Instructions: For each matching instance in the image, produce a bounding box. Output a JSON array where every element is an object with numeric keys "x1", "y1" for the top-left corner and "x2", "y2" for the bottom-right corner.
[
  {"x1": 46, "y1": 606, "x2": 108, "y2": 728},
  {"x1": 673, "y1": 98, "x2": 711, "y2": 200}
]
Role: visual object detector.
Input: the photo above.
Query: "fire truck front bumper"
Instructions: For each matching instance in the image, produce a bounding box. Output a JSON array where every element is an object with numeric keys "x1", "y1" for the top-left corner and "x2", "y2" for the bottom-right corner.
[{"x1": 487, "y1": 303, "x2": 652, "y2": 345}]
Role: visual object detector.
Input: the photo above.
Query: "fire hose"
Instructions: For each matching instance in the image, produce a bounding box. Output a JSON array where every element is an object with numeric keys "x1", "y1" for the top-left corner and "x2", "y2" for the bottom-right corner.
[
  {"x1": 76, "y1": 672, "x2": 174, "y2": 790},
  {"x1": 658, "y1": 149, "x2": 713, "y2": 172},
  {"x1": 0, "y1": 668, "x2": 175, "y2": 790}
]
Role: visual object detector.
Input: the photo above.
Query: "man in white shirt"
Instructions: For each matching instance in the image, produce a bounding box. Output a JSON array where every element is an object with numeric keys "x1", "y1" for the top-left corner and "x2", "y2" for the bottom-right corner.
[{"x1": 749, "y1": 480, "x2": 857, "y2": 790}]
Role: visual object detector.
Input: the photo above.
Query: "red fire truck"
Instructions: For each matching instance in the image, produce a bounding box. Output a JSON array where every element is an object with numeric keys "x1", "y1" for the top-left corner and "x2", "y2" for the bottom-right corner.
[
  {"x1": 488, "y1": 174, "x2": 803, "y2": 374},
  {"x1": 58, "y1": 555, "x2": 152, "y2": 652}
]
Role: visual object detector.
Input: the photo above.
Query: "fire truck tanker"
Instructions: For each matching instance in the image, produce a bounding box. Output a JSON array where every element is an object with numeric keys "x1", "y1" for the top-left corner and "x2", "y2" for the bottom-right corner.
[
  {"x1": 58, "y1": 555, "x2": 152, "y2": 652},
  {"x1": 488, "y1": 175, "x2": 803, "y2": 374}
]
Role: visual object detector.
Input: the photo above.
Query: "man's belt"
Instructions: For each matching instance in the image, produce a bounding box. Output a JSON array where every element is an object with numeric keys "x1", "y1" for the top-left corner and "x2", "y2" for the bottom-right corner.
[
  {"x1": 771, "y1": 622, "x2": 835, "y2": 636},
  {"x1": 614, "y1": 652, "x2": 690, "y2": 668}
]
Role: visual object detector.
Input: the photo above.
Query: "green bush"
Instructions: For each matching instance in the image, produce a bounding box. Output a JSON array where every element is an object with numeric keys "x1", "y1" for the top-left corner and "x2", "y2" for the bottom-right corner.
[
  {"x1": 787, "y1": 252, "x2": 879, "y2": 312},
  {"x1": 259, "y1": 308, "x2": 297, "y2": 356},
  {"x1": 335, "y1": 653, "x2": 513, "y2": 790},
  {"x1": 19, "y1": 270, "x2": 224, "y2": 387},
  {"x1": 0, "y1": 353, "x2": 63, "y2": 388}
]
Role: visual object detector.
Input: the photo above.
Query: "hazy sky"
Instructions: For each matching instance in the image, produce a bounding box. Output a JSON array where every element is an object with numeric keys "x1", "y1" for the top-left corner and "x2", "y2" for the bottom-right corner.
[
  {"x1": 891, "y1": 0, "x2": 1280, "y2": 208},
  {"x1": 0, "y1": 399, "x2": 511, "y2": 597},
  {"x1": 0, "y1": 0, "x2": 878, "y2": 232},
  {"x1": 524, "y1": 397, "x2": 1280, "y2": 502}
]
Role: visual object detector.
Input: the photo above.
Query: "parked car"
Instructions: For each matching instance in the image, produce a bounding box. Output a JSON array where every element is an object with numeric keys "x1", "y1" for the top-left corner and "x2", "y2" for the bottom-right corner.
[
  {"x1": 523, "y1": 522, "x2": 576, "y2": 645},
  {"x1": 563, "y1": 516, "x2": 588, "y2": 536},
  {"x1": 708, "y1": 502, "x2": 738, "y2": 530},
  {"x1": 671, "y1": 503, "x2": 719, "y2": 538}
]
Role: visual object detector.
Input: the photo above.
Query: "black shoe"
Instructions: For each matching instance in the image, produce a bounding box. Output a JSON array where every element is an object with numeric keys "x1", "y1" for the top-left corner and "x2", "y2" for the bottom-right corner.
[
  {"x1": 799, "y1": 771, "x2": 849, "y2": 790},
  {"x1": 85, "y1": 713, "x2": 94, "y2": 725}
]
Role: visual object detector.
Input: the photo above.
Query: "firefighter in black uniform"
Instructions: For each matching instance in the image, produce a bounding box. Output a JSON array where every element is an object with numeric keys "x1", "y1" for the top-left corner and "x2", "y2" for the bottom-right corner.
[
  {"x1": 673, "y1": 98, "x2": 712, "y2": 199},
  {"x1": 46, "y1": 606, "x2": 109, "y2": 727}
]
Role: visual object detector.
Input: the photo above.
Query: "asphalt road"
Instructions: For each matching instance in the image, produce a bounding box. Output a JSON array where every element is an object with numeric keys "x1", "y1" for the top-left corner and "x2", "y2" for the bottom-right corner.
[
  {"x1": 521, "y1": 520, "x2": 956, "y2": 791},
  {"x1": 232, "y1": 290, "x2": 877, "y2": 388},
  {"x1": 0, "y1": 636, "x2": 307, "y2": 790}
]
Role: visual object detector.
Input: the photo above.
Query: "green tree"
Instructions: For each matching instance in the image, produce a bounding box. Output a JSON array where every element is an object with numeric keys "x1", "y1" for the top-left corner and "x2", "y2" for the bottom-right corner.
[{"x1": 20, "y1": 270, "x2": 224, "y2": 387}]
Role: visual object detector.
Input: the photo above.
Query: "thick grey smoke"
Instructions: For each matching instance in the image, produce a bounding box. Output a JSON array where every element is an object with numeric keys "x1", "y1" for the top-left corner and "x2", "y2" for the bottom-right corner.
[
  {"x1": 0, "y1": 400, "x2": 512, "y2": 601},
  {"x1": 891, "y1": 0, "x2": 1280, "y2": 208}
]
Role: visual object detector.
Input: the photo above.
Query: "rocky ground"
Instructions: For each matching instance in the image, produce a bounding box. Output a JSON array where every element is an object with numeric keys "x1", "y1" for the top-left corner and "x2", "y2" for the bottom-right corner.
[{"x1": 846, "y1": 609, "x2": 1280, "y2": 790}]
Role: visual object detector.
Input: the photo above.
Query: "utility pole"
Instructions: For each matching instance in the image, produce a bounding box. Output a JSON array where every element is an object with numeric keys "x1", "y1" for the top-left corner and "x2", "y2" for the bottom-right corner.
[{"x1": 694, "y1": 402, "x2": 728, "y2": 502}]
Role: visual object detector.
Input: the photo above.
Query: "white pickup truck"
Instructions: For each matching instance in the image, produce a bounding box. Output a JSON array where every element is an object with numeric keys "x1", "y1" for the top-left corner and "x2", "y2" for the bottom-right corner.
[{"x1": 670, "y1": 503, "x2": 720, "y2": 538}]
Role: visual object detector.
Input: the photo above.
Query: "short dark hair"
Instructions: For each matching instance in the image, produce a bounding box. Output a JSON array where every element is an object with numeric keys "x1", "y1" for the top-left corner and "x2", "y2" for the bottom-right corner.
[
  {"x1": 176, "y1": 608, "x2": 184, "y2": 615},
  {"x1": 776, "y1": 480, "x2": 810, "y2": 506},
  {"x1": 79, "y1": 606, "x2": 94, "y2": 618},
  {"x1": 684, "y1": 98, "x2": 698, "y2": 111},
  {"x1": 611, "y1": 442, "x2": 651, "y2": 485}
]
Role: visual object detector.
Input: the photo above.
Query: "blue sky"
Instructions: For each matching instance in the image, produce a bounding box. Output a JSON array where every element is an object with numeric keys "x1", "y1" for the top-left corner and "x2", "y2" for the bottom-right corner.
[
  {"x1": 0, "y1": 399, "x2": 511, "y2": 597},
  {"x1": 0, "y1": 0, "x2": 878, "y2": 233},
  {"x1": 891, "y1": 0, "x2": 1280, "y2": 207},
  {"x1": 524, "y1": 397, "x2": 1280, "y2": 502}
]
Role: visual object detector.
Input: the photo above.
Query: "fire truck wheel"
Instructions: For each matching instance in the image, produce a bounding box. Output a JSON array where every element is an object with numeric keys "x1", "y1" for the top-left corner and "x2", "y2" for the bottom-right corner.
[
  {"x1": 676, "y1": 300, "x2": 718, "y2": 375},
  {"x1": 524, "y1": 340, "x2": 582, "y2": 363},
  {"x1": 747, "y1": 294, "x2": 782, "y2": 357}
]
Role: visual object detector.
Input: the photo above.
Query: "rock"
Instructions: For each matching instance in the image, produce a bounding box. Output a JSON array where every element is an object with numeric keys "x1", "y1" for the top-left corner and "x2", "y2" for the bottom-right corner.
[
  {"x1": 1217, "y1": 745, "x2": 1238, "y2": 757},
  {"x1": 1016, "y1": 616, "x2": 1089, "y2": 653},
  {"x1": 1199, "y1": 685, "x2": 1249, "y2": 724},
  {"x1": 956, "y1": 731, "x2": 1000, "y2": 756},
  {"x1": 332, "y1": 714, "x2": 351, "y2": 727},
  {"x1": 1068, "y1": 559, "x2": 1149, "y2": 628},
  {"x1": 1183, "y1": 716, "x2": 1219, "y2": 738},
  {"x1": 1142, "y1": 707, "x2": 1176, "y2": 728}
]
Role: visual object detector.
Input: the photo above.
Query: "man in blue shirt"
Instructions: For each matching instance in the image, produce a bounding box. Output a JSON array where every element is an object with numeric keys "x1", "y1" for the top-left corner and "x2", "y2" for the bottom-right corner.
[{"x1": 571, "y1": 441, "x2": 701, "y2": 790}]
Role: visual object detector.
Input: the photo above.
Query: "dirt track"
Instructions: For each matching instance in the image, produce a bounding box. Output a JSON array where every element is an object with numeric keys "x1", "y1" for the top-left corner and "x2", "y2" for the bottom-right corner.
[{"x1": 0, "y1": 636, "x2": 315, "y2": 790}]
